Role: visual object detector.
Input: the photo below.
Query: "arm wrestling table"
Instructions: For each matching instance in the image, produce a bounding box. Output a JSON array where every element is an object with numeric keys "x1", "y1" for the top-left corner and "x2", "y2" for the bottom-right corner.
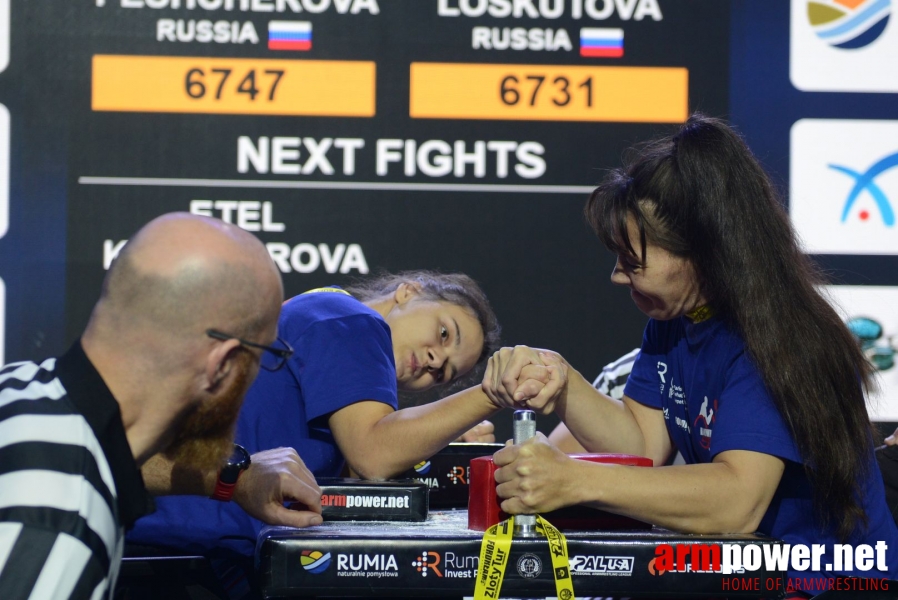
[{"x1": 257, "y1": 510, "x2": 785, "y2": 599}]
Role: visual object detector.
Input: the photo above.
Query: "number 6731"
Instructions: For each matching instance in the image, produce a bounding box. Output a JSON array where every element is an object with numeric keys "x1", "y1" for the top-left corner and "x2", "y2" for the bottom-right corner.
[{"x1": 500, "y1": 74, "x2": 593, "y2": 108}]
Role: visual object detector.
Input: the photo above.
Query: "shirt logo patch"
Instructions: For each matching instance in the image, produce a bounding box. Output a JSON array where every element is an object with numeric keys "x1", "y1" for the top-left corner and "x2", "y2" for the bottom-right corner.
[{"x1": 693, "y1": 396, "x2": 718, "y2": 450}]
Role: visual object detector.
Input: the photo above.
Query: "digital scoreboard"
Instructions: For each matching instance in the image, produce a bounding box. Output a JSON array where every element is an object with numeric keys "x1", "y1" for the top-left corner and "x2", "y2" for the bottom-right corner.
[{"x1": 4, "y1": 0, "x2": 729, "y2": 395}]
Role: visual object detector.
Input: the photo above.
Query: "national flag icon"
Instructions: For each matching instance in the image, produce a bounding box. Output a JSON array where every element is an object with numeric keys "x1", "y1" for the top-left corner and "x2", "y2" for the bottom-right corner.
[
  {"x1": 580, "y1": 28, "x2": 624, "y2": 58},
  {"x1": 268, "y1": 21, "x2": 312, "y2": 51}
]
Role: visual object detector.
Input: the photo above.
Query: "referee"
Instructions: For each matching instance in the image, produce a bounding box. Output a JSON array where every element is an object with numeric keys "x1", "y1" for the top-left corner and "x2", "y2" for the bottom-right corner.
[{"x1": 0, "y1": 213, "x2": 315, "y2": 599}]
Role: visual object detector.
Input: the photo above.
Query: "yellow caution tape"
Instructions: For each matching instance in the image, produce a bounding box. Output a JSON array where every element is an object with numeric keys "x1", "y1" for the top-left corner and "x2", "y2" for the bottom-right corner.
[
  {"x1": 474, "y1": 518, "x2": 513, "y2": 599},
  {"x1": 473, "y1": 515, "x2": 575, "y2": 600},
  {"x1": 537, "y1": 515, "x2": 575, "y2": 600}
]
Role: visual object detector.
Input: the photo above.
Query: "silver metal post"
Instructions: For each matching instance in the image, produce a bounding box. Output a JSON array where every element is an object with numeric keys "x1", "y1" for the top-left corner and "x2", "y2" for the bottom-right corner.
[{"x1": 512, "y1": 410, "x2": 538, "y2": 537}]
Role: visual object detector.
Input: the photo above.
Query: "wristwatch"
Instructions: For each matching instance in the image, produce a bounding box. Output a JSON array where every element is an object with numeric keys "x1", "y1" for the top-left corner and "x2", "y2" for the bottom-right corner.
[{"x1": 211, "y1": 444, "x2": 252, "y2": 502}]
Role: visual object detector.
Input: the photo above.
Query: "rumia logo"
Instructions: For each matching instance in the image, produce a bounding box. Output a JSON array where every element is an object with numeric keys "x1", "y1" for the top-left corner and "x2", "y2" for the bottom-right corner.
[
  {"x1": 807, "y1": 0, "x2": 891, "y2": 49},
  {"x1": 300, "y1": 550, "x2": 331, "y2": 574}
]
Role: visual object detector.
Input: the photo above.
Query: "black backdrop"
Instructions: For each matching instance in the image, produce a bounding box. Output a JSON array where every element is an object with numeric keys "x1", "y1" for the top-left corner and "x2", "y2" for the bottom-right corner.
[{"x1": 2, "y1": 1, "x2": 895, "y2": 439}]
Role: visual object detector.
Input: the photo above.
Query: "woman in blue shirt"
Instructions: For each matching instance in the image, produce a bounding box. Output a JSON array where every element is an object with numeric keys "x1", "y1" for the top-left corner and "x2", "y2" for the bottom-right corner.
[
  {"x1": 482, "y1": 115, "x2": 898, "y2": 594},
  {"x1": 130, "y1": 271, "x2": 540, "y2": 558}
]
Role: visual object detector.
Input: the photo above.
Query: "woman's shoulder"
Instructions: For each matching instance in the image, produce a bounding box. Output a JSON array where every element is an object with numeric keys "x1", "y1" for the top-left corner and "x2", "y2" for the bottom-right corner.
[
  {"x1": 279, "y1": 289, "x2": 389, "y2": 343},
  {"x1": 282, "y1": 288, "x2": 377, "y2": 320}
]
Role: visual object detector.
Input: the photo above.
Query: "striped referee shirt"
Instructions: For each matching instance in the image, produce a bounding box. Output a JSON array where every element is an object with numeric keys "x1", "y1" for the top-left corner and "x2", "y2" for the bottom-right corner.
[
  {"x1": 0, "y1": 342, "x2": 153, "y2": 600},
  {"x1": 591, "y1": 348, "x2": 640, "y2": 399}
]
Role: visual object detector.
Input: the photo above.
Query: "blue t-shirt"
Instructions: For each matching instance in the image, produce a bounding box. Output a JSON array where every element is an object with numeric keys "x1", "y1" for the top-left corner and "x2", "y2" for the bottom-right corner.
[
  {"x1": 127, "y1": 290, "x2": 398, "y2": 556},
  {"x1": 625, "y1": 316, "x2": 898, "y2": 588}
]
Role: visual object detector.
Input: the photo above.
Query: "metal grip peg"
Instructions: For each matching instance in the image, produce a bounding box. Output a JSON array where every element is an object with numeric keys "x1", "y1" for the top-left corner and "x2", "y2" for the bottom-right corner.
[
  {"x1": 512, "y1": 410, "x2": 538, "y2": 537},
  {"x1": 513, "y1": 409, "x2": 536, "y2": 445}
]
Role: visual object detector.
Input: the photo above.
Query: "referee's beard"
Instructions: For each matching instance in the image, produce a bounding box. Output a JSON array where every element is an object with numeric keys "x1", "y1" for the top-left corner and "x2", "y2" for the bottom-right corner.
[{"x1": 164, "y1": 352, "x2": 253, "y2": 473}]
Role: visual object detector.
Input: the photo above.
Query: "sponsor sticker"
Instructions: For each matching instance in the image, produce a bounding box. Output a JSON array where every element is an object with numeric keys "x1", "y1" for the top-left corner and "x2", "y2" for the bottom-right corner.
[
  {"x1": 790, "y1": 119, "x2": 898, "y2": 254},
  {"x1": 320, "y1": 492, "x2": 411, "y2": 510},
  {"x1": 791, "y1": 0, "x2": 898, "y2": 92},
  {"x1": 570, "y1": 555, "x2": 635, "y2": 576},
  {"x1": 822, "y1": 284, "x2": 898, "y2": 420},
  {"x1": 516, "y1": 553, "x2": 542, "y2": 579}
]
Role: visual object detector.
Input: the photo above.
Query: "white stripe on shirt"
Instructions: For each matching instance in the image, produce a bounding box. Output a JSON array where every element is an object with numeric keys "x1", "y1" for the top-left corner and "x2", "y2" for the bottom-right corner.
[
  {"x1": 90, "y1": 578, "x2": 108, "y2": 600},
  {"x1": 0, "y1": 470, "x2": 117, "y2": 560},
  {"x1": 0, "y1": 413, "x2": 117, "y2": 496},
  {"x1": 0, "y1": 376, "x2": 66, "y2": 408},
  {"x1": 0, "y1": 358, "x2": 57, "y2": 391},
  {"x1": 592, "y1": 348, "x2": 639, "y2": 399},
  {"x1": 28, "y1": 532, "x2": 93, "y2": 600}
]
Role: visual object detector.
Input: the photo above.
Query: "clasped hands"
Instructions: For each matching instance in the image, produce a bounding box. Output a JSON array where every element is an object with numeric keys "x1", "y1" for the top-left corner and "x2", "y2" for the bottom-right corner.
[
  {"x1": 481, "y1": 345, "x2": 578, "y2": 515},
  {"x1": 481, "y1": 345, "x2": 569, "y2": 413}
]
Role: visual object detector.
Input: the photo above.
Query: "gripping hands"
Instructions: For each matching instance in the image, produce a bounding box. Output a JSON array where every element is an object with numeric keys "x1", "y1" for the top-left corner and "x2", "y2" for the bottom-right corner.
[{"x1": 481, "y1": 346, "x2": 568, "y2": 414}]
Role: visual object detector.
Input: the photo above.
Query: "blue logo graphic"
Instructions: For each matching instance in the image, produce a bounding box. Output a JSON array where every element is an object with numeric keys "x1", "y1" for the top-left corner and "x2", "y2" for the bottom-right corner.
[
  {"x1": 413, "y1": 460, "x2": 431, "y2": 474},
  {"x1": 829, "y1": 150, "x2": 898, "y2": 226},
  {"x1": 301, "y1": 550, "x2": 331, "y2": 573},
  {"x1": 809, "y1": 0, "x2": 892, "y2": 49}
]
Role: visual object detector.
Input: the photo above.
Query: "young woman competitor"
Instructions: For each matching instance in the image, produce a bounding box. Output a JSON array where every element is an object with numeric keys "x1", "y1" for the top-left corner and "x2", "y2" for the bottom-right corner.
[
  {"x1": 129, "y1": 271, "x2": 550, "y2": 557},
  {"x1": 483, "y1": 116, "x2": 898, "y2": 596}
]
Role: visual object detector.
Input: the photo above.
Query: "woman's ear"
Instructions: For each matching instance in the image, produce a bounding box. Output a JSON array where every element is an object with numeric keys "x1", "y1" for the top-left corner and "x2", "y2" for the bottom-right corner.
[{"x1": 393, "y1": 281, "x2": 422, "y2": 306}]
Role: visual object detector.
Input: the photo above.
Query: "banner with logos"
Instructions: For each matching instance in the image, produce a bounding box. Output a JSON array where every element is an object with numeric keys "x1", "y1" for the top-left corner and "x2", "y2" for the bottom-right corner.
[{"x1": 784, "y1": 0, "x2": 898, "y2": 422}]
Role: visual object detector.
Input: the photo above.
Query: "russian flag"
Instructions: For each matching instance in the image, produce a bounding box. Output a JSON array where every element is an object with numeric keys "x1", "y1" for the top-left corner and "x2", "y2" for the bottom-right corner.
[
  {"x1": 268, "y1": 21, "x2": 312, "y2": 51},
  {"x1": 580, "y1": 28, "x2": 624, "y2": 58}
]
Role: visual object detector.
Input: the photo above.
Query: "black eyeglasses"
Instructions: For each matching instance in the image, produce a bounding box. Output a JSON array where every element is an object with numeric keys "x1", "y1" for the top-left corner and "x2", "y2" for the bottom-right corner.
[{"x1": 206, "y1": 329, "x2": 294, "y2": 372}]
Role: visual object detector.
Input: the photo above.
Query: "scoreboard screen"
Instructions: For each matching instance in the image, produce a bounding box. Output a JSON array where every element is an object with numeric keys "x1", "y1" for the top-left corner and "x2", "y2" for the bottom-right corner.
[{"x1": 2, "y1": 0, "x2": 729, "y2": 406}]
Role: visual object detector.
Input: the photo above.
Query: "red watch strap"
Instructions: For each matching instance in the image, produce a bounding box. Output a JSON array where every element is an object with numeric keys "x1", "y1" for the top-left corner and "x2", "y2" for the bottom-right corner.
[{"x1": 212, "y1": 479, "x2": 238, "y2": 502}]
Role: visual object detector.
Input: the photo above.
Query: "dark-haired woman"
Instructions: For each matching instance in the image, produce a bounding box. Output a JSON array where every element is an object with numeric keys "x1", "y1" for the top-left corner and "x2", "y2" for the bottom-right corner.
[
  {"x1": 130, "y1": 271, "x2": 549, "y2": 558},
  {"x1": 483, "y1": 115, "x2": 898, "y2": 595}
]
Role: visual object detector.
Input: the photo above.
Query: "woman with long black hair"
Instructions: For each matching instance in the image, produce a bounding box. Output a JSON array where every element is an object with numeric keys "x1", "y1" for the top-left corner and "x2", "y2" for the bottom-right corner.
[{"x1": 483, "y1": 114, "x2": 898, "y2": 595}]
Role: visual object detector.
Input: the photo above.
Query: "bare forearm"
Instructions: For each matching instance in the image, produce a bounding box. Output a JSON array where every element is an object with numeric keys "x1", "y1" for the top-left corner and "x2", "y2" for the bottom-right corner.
[
  {"x1": 350, "y1": 386, "x2": 499, "y2": 479},
  {"x1": 573, "y1": 460, "x2": 772, "y2": 534},
  {"x1": 141, "y1": 453, "x2": 217, "y2": 496},
  {"x1": 556, "y1": 370, "x2": 648, "y2": 456}
]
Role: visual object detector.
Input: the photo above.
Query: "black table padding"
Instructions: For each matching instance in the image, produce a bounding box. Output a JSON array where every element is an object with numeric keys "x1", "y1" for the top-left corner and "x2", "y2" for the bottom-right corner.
[{"x1": 257, "y1": 510, "x2": 785, "y2": 598}]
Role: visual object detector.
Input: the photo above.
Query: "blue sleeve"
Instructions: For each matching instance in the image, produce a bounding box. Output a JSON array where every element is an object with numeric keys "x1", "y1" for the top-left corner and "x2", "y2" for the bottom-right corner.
[
  {"x1": 709, "y1": 356, "x2": 802, "y2": 463},
  {"x1": 623, "y1": 320, "x2": 663, "y2": 408},
  {"x1": 289, "y1": 313, "x2": 398, "y2": 425}
]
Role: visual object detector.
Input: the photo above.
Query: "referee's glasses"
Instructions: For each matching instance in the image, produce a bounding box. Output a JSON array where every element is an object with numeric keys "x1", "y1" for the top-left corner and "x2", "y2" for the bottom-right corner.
[{"x1": 206, "y1": 329, "x2": 294, "y2": 371}]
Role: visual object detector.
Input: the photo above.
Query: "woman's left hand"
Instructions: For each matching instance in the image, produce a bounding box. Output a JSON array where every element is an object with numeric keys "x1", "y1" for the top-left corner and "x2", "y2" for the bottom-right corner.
[{"x1": 493, "y1": 432, "x2": 578, "y2": 514}]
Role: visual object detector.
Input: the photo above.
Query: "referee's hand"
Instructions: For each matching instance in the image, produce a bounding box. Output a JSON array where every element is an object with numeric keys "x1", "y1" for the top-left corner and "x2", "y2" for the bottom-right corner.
[{"x1": 233, "y1": 447, "x2": 323, "y2": 528}]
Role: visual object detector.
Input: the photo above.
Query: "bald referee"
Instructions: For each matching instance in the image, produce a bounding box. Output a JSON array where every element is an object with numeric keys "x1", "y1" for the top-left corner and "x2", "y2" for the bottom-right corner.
[{"x1": 0, "y1": 214, "x2": 321, "y2": 599}]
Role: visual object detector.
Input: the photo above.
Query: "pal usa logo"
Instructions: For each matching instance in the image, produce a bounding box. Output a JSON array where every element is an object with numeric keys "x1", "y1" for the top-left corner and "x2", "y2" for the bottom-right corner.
[
  {"x1": 791, "y1": 0, "x2": 898, "y2": 92},
  {"x1": 790, "y1": 119, "x2": 898, "y2": 255}
]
